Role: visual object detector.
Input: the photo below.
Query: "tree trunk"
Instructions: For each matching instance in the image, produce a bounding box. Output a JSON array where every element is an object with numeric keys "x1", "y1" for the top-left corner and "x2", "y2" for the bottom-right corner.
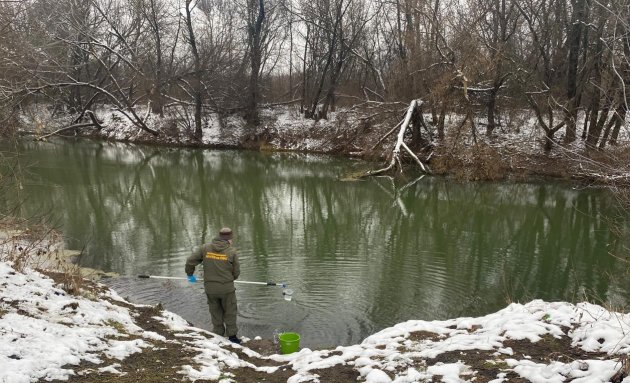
[
  {"x1": 486, "y1": 89, "x2": 498, "y2": 136},
  {"x1": 598, "y1": 107, "x2": 618, "y2": 150},
  {"x1": 301, "y1": 25, "x2": 309, "y2": 116},
  {"x1": 320, "y1": 51, "x2": 345, "y2": 119},
  {"x1": 246, "y1": 0, "x2": 265, "y2": 127},
  {"x1": 309, "y1": 0, "x2": 343, "y2": 120},
  {"x1": 581, "y1": 109, "x2": 590, "y2": 139},
  {"x1": 565, "y1": 0, "x2": 588, "y2": 143},
  {"x1": 544, "y1": 129, "x2": 555, "y2": 152},
  {"x1": 437, "y1": 104, "x2": 446, "y2": 141},
  {"x1": 609, "y1": 105, "x2": 627, "y2": 145},
  {"x1": 585, "y1": 18, "x2": 607, "y2": 149},
  {"x1": 184, "y1": 0, "x2": 203, "y2": 140},
  {"x1": 149, "y1": 0, "x2": 164, "y2": 117}
]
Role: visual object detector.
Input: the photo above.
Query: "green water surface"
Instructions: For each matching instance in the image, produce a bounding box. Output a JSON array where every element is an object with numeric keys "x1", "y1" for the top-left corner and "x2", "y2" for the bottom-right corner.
[{"x1": 2, "y1": 139, "x2": 628, "y2": 347}]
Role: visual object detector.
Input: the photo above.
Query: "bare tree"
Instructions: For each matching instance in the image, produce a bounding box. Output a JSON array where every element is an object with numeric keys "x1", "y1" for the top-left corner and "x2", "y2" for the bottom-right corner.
[
  {"x1": 471, "y1": 0, "x2": 520, "y2": 136},
  {"x1": 2, "y1": 0, "x2": 629, "y2": 159},
  {"x1": 183, "y1": 0, "x2": 204, "y2": 139},
  {"x1": 517, "y1": 0, "x2": 572, "y2": 149},
  {"x1": 245, "y1": 0, "x2": 266, "y2": 126},
  {"x1": 565, "y1": 0, "x2": 588, "y2": 142},
  {"x1": 138, "y1": 0, "x2": 181, "y2": 117}
]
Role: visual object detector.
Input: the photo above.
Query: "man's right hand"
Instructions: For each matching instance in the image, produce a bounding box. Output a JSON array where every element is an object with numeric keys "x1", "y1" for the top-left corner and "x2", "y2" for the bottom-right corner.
[{"x1": 187, "y1": 275, "x2": 197, "y2": 283}]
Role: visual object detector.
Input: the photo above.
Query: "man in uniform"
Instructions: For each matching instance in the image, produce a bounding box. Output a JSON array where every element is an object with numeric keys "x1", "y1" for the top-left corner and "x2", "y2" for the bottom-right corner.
[{"x1": 185, "y1": 227, "x2": 241, "y2": 343}]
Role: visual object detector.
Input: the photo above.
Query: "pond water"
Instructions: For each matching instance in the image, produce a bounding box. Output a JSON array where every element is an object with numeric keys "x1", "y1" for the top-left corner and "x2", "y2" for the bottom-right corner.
[{"x1": 2, "y1": 139, "x2": 629, "y2": 348}]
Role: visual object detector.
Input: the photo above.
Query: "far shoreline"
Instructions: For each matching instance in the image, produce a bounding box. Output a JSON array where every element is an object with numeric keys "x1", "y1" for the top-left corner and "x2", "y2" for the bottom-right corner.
[{"x1": 11, "y1": 105, "x2": 630, "y2": 187}]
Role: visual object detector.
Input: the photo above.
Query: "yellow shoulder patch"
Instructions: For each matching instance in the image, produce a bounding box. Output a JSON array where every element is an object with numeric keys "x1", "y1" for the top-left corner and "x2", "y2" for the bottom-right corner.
[{"x1": 205, "y1": 252, "x2": 228, "y2": 261}]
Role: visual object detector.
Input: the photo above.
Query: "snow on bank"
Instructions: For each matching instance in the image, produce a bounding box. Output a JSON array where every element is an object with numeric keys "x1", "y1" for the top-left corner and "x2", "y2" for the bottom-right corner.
[
  {"x1": 354, "y1": 301, "x2": 630, "y2": 382},
  {"x1": 0, "y1": 262, "x2": 151, "y2": 382},
  {"x1": 255, "y1": 300, "x2": 630, "y2": 383},
  {"x1": 16, "y1": 104, "x2": 359, "y2": 153},
  {"x1": 1, "y1": 260, "x2": 630, "y2": 383},
  {"x1": 16, "y1": 103, "x2": 630, "y2": 173}
]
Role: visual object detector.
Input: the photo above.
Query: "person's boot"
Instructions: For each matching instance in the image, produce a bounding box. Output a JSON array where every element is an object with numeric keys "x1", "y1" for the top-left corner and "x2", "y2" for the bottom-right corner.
[{"x1": 228, "y1": 335, "x2": 241, "y2": 344}]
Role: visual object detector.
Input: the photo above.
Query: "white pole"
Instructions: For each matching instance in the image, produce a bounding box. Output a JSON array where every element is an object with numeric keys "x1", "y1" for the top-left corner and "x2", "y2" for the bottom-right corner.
[{"x1": 137, "y1": 275, "x2": 286, "y2": 287}]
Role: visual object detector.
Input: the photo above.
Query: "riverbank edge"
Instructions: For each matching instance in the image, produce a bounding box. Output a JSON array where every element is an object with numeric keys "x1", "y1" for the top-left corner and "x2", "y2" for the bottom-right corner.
[{"x1": 13, "y1": 105, "x2": 630, "y2": 186}]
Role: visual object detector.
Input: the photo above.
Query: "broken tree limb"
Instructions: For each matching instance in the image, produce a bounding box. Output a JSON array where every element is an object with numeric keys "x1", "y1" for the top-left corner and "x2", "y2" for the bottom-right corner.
[
  {"x1": 362, "y1": 99, "x2": 430, "y2": 177},
  {"x1": 36, "y1": 110, "x2": 105, "y2": 140},
  {"x1": 261, "y1": 98, "x2": 303, "y2": 108},
  {"x1": 401, "y1": 142, "x2": 428, "y2": 173},
  {"x1": 35, "y1": 123, "x2": 100, "y2": 140},
  {"x1": 86, "y1": 110, "x2": 104, "y2": 129},
  {"x1": 370, "y1": 118, "x2": 404, "y2": 150}
]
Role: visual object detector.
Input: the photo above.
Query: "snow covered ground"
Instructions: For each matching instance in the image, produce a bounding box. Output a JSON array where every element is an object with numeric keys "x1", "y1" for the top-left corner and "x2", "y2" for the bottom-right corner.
[{"x1": 1, "y1": 259, "x2": 629, "y2": 383}]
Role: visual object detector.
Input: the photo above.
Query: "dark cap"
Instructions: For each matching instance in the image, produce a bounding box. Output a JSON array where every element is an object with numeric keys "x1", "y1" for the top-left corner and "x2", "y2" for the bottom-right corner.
[{"x1": 219, "y1": 227, "x2": 233, "y2": 240}]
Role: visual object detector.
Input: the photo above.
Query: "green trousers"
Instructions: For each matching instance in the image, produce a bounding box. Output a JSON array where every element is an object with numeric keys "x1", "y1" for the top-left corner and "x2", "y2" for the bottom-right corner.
[{"x1": 205, "y1": 291, "x2": 238, "y2": 337}]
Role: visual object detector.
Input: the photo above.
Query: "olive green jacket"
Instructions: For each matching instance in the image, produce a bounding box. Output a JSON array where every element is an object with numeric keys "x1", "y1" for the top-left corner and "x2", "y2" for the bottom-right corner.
[{"x1": 185, "y1": 238, "x2": 240, "y2": 295}]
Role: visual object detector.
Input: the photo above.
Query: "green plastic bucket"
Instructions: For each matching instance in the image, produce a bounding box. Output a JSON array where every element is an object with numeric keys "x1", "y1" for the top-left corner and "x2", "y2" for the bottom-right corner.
[{"x1": 278, "y1": 332, "x2": 300, "y2": 354}]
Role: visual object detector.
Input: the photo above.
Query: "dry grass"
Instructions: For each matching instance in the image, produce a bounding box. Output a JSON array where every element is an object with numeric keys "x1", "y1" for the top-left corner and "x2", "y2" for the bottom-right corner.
[
  {"x1": 431, "y1": 140, "x2": 507, "y2": 181},
  {"x1": 1, "y1": 140, "x2": 88, "y2": 294},
  {"x1": 0, "y1": 216, "x2": 89, "y2": 295}
]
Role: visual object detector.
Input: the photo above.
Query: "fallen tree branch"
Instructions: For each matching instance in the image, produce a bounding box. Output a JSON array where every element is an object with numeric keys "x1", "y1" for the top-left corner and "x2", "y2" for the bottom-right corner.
[
  {"x1": 35, "y1": 123, "x2": 101, "y2": 140},
  {"x1": 35, "y1": 111, "x2": 104, "y2": 140},
  {"x1": 362, "y1": 99, "x2": 430, "y2": 177},
  {"x1": 370, "y1": 118, "x2": 404, "y2": 150},
  {"x1": 401, "y1": 142, "x2": 428, "y2": 173},
  {"x1": 261, "y1": 99, "x2": 303, "y2": 108}
]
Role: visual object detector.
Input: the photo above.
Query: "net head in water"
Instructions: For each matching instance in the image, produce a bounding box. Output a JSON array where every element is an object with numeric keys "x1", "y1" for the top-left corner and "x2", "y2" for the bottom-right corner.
[{"x1": 282, "y1": 288, "x2": 294, "y2": 301}]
